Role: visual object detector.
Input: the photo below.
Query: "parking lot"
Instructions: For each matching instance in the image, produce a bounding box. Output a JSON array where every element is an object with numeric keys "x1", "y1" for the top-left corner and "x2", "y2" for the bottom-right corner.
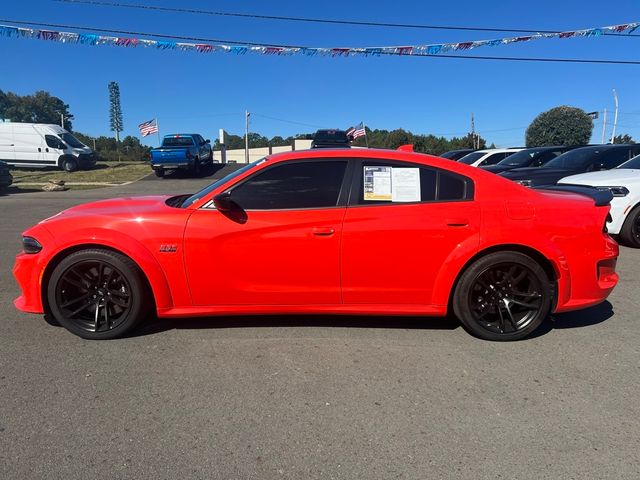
[{"x1": 1, "y1": 173, "x2": 639, "y2": 479}]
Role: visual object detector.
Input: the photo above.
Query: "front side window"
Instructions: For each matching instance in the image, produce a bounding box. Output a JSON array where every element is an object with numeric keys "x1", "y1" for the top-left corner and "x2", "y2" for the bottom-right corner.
[
  {"x1": 480, "y1": 152, "x2": 508, "y2": 166},
  {"x1": 45, "y1": 135, "x2": 66, "y2": 149},
  {"x1": 59, "y1": 133, "x2": 86, "y2": 148},
  {"x1": 230, "y1": 161, "x2": 348, "y2": 210},
  {"x1": 356, "y1": 160, "x2": 472, "y2": 205}
]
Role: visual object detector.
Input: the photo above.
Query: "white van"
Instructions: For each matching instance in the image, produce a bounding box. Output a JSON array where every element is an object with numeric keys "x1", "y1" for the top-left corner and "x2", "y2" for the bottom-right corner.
[{"x1": 0, "y1": 123, "x2": 97, "y2": 171}]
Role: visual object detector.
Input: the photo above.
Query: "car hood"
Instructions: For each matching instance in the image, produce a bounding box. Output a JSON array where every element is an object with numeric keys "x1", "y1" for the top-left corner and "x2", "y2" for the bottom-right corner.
[
  {"x1": 558, "y1": 169, "x2": 640, "y2": 187},
  {"x1": 39, "y1": 195, "x2": 175, "y2": 223}
]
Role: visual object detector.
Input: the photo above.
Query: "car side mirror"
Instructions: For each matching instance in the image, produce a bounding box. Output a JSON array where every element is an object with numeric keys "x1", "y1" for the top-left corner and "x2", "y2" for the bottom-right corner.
[
  {"x1": 213, "y1": 191, "x2": 238, "y2": 212},
  {"x1": 205, "y1": 139, "x2": 211, "y2": 144}
]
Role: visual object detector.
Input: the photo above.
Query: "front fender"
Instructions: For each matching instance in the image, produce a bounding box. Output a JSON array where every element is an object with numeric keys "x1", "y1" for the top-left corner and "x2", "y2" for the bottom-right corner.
[{"x1": 43, "y1": 227, "x2": 174, "y2": 310}]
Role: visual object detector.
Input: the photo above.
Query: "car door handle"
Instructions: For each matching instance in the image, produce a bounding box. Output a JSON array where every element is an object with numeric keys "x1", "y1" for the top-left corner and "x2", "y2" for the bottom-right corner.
[
  {"x1": 312, "y1": 227, "x2": 335, "y2": 236},
  {"x1": 446, "y1": 218, "x2": 469, "y2": 227}
]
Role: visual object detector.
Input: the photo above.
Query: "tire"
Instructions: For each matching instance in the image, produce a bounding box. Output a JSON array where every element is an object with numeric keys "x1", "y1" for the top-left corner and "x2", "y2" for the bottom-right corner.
[
  {"x1": 192, "y1": 158, "x2": 201, "y2": 176},
  {"x1": 154, "y1": 169, "x2": 165, "y2": 178},
  {"x1": 47, "y1": 249, "x2": 150, "y2": 340},
  {"x1": 207, "y1": 151, "x2": 213, "y2": 164},
  {"x1": 61, "y1": 157, "x2": 78, "y2": 172},
  {"x1": 452, "y1": 251, "x2": 552, "y2": 341},
  {"x1": 619, "y1": 205, "x2": 640, "y2": 248}
]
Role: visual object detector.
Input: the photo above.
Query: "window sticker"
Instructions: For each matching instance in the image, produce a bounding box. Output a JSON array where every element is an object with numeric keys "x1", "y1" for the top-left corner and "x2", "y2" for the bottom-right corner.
[
  {"x1": 363, "y1": 166, "x2": 392, "y2": 200},
  {"x1": 391, "y1": 168, "x2": 421, "y2": 202}
]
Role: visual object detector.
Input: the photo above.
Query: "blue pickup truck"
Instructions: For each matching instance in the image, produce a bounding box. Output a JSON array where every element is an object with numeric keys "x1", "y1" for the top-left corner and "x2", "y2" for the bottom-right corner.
[{"x1": 150, "y1": 134, "x2": 213, "y2": 177}]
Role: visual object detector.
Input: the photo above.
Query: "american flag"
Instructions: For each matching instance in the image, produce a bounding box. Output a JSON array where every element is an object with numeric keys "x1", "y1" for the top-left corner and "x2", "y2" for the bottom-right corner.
[
  {"x1": 347, "y1": 122, "x2": 366, "y2": 139},
  {"x1": 138, "y1": 119, "x2": 159, "y2": 137}
]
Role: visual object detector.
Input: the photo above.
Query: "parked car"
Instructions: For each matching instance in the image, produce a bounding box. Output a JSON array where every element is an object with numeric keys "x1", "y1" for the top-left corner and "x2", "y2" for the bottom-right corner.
[
  {"x1": 558, "y1": 154, "x2": 640, "y2": 247},
  {"x1": 14, "y1": 148, "x2": 618, "y2": 341},
  {"x1": 500, "y1": 144, "x2": 640, "y2": 187},
  {"x1": 311, "y1": 129, "x2": 351, "y2": 148},
  {"x1": 0, "y1": 123, "x2": 96, "y2": 172},
  {"x1": 0, "y1": 160, "x2": 13, "y2": 189},
  {"x1": 150, "y1": 134, "x2": 213, "y2": 177},
  {"x1": 439, "y1": 149, "x2": 475, "y2": 160},
  {"x1": 481, "y1": 146, "x2": 578, "y2": 175},
  {"x1": 458, "y1": 148, "x2": 523, "y2": 167}
]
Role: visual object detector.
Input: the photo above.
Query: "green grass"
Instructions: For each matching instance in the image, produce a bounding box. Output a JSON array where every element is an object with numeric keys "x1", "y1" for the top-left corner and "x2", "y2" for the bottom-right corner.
[{"x1": 11, "y1": 161, "x2": 152, "y2": 185}]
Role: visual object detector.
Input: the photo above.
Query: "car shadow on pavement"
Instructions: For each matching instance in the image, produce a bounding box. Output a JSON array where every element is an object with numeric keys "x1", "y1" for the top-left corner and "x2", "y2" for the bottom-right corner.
[
  {"x1": 143, "y1": 163, "x2": 228, "y2": 181},
  {"x1": 0, "y1": 186, "x2": 43, "y2": 196},
  {"x1": 129, "y1": 301, "x2": 615, "y2": 340},
  {"x1": 528, "y1": 301, "x2": 615, "y2": 339},
  {"x1": 131, "y1": 314, "x2": 462, "y2": 338}
]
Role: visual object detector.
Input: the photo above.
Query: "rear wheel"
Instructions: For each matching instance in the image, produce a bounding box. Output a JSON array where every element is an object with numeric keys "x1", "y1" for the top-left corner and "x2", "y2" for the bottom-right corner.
[
  {"x1": 192, "y1": 158, "x2": 201, "y2": 176},
  {"x1": 453, "y1": 252, "x2": 551, "y2": 341},
  {"x1": 47, "y1": 249, "x2": 149, "y2": 339},
  {"x1": 619, "y1": 205, "x2": 640, "y2": 248},
  {"x1": 154, "y1": 169, "x2": 165, "y2": 178}
]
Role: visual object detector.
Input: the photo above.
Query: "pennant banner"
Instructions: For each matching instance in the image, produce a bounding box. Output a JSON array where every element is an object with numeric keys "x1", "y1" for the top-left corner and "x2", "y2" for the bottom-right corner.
[{"x1": 1, "y1": 21, "x2": 639, "y2": 57}]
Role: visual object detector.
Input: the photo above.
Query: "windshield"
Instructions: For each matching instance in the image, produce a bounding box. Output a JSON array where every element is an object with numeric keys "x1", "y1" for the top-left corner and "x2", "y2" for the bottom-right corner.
[
  {"x1": 181, "y1": 159, "x2": 264, "y2": 208},
  {"x1": 543, "y1": 147, "x2": 606, "y2": 170},
  {"x1": 60, "y1": 132, "x2": 87, "y2": 149},
  {"x1": 162, "y1": 136, "x2": 194, "y2": 147},
  {"x1": 618, "y1": 154, "x2": 640, "y2": 169},
  {"x1": 497, "y1": 148, "x2": 545, "y2": 167},
  {"x1": 458, "y1": 152, "x2": 486, "y2": 165}
]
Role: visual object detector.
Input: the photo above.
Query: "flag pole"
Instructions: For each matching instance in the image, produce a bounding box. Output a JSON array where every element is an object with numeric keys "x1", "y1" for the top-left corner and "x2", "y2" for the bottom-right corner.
[
  {"x1": 364, "y1": 122, "x2": 369, "y2": 148},
  {"x1": 156, "y1": 117, "x2": 161, "y2": 147}
]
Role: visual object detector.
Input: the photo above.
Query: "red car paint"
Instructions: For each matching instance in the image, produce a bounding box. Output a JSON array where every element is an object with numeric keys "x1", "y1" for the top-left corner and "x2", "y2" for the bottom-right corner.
[{"x1": 14, "y1": 149, "x2": 618, "y2": 321}]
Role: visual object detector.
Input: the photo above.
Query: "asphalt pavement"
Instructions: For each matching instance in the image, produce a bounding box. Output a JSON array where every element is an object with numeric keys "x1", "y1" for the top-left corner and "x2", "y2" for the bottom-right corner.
[{"x1": 1, "y1": 171, "x2": 639, "y2": 479}]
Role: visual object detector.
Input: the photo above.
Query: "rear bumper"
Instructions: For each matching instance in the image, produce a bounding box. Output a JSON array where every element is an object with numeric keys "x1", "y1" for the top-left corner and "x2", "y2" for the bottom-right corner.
[
  {"x1": 152, "y1": 163, "x2": 193, "y2": 170},
  {"x1": 554, "y1": 235, "x2": 619, "y2": 313}
]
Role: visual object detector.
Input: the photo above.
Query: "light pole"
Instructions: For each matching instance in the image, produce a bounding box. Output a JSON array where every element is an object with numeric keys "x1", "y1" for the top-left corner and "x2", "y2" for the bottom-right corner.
[
  {"x1": 244, "y1": 110, "x2": 250, "y2": 163},
  {"x1": 610, "y1": 89, "x2": 619, "y2": 144}
]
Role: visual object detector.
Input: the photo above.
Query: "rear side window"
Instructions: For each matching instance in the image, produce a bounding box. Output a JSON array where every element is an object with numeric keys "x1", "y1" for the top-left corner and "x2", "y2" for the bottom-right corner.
[
  {"x1": 602, "y1": 148, "x2": 636, "y2": 169},
  {"x1": 357, "y1": 161, "x2": 473, "y2": 205},
  {"x1": 230, "y1": 161, "x2": 348, "y2": 210},
  {"x1": 480, "y1": 152, "x2": 508, "y2": 166}
]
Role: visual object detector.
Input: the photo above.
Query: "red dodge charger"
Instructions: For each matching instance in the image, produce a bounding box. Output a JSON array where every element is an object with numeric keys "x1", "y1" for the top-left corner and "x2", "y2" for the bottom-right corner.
[{"x1": 14, "y1": 148, "x2": 619, "y2": 341}]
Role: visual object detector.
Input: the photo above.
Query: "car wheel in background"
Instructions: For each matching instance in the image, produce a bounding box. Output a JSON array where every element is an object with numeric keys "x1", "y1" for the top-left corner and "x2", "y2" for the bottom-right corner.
[
  {"x1": 61, "y1": 157, "x2": 78, "y2": 172},
  {"x1": 47, "y1": 249, "x2": 150, "y2": 340},
  {"x1": 154, "y1": 169, "x2": 165, "y2": 178},
  {"x1": 453, "y1": 251, "x2": 552, "y2": 341},
  {"x1": 619, "y1": 205, "x2": 640, "y2": 248},
  {"x1": 193, "y1": 158, "x2": 201, "y2": 176}
]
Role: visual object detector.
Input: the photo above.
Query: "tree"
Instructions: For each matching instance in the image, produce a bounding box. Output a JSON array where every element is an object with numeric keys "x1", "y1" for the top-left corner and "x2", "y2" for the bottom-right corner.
[
  {"x1": 525, "y1": 106, "x2": 593, "y2": 147},
  {"x1": 613, "y1": 134, "x2": 635, "y2": 144},
  {"x1": 0, "y1": 89, "x2": 74, "y2": 129},
  {"x1": 108, "y1": 81, "x2": 124, "y2": 142}
]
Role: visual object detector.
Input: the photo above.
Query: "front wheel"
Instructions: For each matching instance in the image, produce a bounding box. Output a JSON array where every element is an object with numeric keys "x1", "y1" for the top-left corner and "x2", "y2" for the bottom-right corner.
[
  {"x1": 47, "y1": 249, "x2": 150, "y2": 339},
  {"x1": 453, "y1": 252, "x2": 552, "y2": 341},
  {"x1": 61, "y1": 157, "x2": 78, "y2": 172},
  {"x1": 619, "y1": 205, "x2": 640, "y2": 248}
]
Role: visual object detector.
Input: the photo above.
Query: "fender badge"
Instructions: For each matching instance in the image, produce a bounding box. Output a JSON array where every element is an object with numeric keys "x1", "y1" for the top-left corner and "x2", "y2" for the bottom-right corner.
[{"x1": 159, "y1": 244, "x2": 178, "y2": 253}]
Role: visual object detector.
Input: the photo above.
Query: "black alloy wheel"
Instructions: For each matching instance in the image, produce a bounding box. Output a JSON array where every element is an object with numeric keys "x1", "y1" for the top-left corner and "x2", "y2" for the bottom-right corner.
[
  {"x1": 620, "y1": 205, "x2": 640, "y2": 248},
  {"x1": 453, "y1": 252, "x2": 551, "y2": 341},
  {"x1": 47, "y1": 249, "x2": 149, "y2": 339}
]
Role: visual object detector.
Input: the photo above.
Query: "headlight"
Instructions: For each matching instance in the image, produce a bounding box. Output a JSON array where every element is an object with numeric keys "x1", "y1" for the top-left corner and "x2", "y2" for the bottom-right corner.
[
  {"x1": 22, "y1": 236, "x2": 42, "y2": 254},
  {"x1": 516, "y1": 180, "x2": 533, "y2": 187},
  {"x1": 598, "y1": 186, "x2": 629, "y2": 197}
]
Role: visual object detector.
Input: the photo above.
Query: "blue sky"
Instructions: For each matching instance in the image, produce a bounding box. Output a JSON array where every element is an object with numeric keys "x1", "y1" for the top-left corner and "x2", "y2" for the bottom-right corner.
[{"x1": 1, "y1": 0, "x2": 640, "y2": 146}]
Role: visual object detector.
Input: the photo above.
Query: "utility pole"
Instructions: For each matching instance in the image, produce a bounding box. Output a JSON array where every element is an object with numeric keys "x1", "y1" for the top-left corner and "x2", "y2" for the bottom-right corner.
[
  {"x1": 60, "y1": 113, "x2": 64, "y2": 129},
  {"x1": 601, "y1": 108, "x2": 608, "y2": 144},
  {"x1": 244, "y1": 110, "x2": 250, "y2": 163},
  {"x1": 610, "y1": 89, "x2": 619, "y2": 144},
  {"x1": 471, "y1": 113, "x2": 476, "y2": 149}
]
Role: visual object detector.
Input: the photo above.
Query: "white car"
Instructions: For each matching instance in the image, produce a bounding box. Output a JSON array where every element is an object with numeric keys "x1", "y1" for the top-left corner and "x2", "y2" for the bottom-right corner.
[
  {"x1": 558, "y1": 154, "x2": 640, "y2": 247},
  {"x1": 457, "y1": 148, "x2": 523, "y2": 167}
]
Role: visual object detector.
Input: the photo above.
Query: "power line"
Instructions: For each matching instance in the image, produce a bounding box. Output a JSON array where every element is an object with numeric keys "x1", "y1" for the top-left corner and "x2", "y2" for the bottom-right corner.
[
  {"x1": 4, "y1": 19, "x2": 640, "y2": 65},
  {"x1": 55, "y1": 0, "x2": 640, "y2": 38},
  {"x1": 251, "y1": 113, "x2": 325, "y2": 129}
]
